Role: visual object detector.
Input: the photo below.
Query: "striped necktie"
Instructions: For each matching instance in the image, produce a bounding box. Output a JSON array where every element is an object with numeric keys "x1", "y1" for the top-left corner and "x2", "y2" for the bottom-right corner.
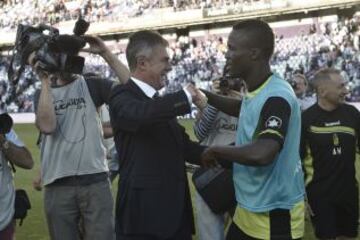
[{"x1": 153, "y1": 92, "x2": 160, "y2": 99}]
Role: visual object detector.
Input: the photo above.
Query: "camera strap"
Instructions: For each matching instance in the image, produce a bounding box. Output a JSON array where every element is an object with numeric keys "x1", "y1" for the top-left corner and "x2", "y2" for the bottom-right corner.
[{"x1": 8, "y1": 161, "x2": 16, "y2": 173}]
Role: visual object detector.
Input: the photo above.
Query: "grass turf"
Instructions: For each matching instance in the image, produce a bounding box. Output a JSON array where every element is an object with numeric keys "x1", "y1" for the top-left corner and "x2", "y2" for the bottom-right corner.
[{"x1": 11, "y1": 120, "x2": 359, "y2": 239}]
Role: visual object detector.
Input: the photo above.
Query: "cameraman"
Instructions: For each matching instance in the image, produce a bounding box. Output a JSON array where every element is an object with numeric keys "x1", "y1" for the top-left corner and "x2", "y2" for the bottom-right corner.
[
  {"x1": 0, "y1": 122, "x2": 33, "y2": 240},
  {"x1": 29, "y1": 35, "x2": 129, "y2": 240}
]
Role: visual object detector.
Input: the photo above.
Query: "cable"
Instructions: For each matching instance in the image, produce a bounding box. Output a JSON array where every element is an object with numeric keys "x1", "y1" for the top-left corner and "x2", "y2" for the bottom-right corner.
[{"x1": 55, "y1": 75, "x2": 87, "y2": 174}]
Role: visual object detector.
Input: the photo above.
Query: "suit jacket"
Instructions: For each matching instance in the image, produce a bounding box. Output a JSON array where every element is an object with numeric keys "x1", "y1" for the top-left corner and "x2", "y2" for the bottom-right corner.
[{"x1": 109, "y1": 79, "x2": 204, "y2": 238}]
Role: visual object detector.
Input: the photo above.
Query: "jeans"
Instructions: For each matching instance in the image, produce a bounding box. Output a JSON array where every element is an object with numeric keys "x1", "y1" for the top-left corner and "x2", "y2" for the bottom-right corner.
[
  {"x1": 194, "y1": 190, "x2": 226, "y2": 240},
  {"x1": 44, "y1": 179, "x2": 115, "y2": 240}
]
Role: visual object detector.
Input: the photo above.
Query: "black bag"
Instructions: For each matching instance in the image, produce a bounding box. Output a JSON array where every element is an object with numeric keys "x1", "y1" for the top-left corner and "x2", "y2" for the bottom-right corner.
[
  {"x1": 192, "y1": 166, "x2": 236, "y2": 215},
  {"x1": 14, "y1": 189, "x2": 31, "y2": 226}
]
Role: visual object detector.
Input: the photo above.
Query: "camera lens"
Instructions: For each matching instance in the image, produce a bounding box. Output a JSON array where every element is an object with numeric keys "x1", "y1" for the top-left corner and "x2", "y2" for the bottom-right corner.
[{"x1": 219, "y1": 78, "x2": 229, "y2": 88}]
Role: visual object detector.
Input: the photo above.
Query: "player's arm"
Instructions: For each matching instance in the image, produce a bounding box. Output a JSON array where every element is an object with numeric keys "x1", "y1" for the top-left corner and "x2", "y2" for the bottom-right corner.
[
  {"x1": 202, "y1": 97, "x2": 291, "y2": 167},
  {"x1": 193, "y1": 104, "x2": 218, "y2": 141},
  {"x1": 201, "y1": 89, "x2": 241, "y2": 117},
  {"x1": 300, "y1": 113, "x2": 308, "y2": 160}
]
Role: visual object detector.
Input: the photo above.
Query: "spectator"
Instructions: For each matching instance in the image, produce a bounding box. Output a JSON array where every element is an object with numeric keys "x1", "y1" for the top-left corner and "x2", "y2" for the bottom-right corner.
[
  {"x1": 192, "y1": 77, "x2": 241, "y2": 240},
  {"x1": 291, "y1": 73, "x2": 316, "y2": 111},
  {"x1": 1, "y1": 14, "x2": 360, "y2": 112}
]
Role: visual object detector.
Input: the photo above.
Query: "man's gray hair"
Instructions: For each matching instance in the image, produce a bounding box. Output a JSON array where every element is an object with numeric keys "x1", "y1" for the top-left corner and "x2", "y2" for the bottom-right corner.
[{"x1": 126, "y1": 30, "x2": 168, "y2": 72}]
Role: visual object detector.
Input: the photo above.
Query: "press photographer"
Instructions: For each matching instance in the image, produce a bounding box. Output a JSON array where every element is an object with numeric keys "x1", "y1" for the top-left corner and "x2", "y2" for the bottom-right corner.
[
  {"x1": 289, "y1": 73, "x2": 316, "y2": 111},
  {"x1": 217, "y1": 63, "x2": 244, "y2": 97},
  {"x1": 0, "y1": 113, "x2": 33, "y2": 240},
  {"x1": 191, "y1": 65, "x2": 242, "y2": 240},
  {"x1": 9, "y1": 19, "x2": 129, "y2": 240}
]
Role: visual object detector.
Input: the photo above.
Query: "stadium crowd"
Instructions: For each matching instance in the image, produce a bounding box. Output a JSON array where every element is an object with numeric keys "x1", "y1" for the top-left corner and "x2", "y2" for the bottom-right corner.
[
  {"x1": 0, "y1": 0, "x2": 293, "y2": 31},
  {"x1": 0, "y1": 11, "x2": 360, "y2": 240},
  {"x1": 0, "y1": 13, "x2": 359, "y2": 113}
]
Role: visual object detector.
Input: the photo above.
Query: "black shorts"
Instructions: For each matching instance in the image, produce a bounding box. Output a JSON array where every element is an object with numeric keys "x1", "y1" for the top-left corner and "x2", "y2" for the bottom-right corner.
[
  {"x1": 308, "y1": 194, "x2": 359, "y2": 239},
  {"x1": 226, "y1": 222, "x2": 302, "y2": 240},
  {"x1": 226, "y1": 223, "x2": 261, "y2": 240}
]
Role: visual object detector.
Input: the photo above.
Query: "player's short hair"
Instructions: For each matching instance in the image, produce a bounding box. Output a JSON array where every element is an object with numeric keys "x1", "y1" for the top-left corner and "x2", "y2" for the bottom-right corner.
[
  {"x1": 233, "y1": 19, "x2": 274, "y2": 61},
  {"x1": 312, "y1": 68, "x2": 341, "y2": 90}
]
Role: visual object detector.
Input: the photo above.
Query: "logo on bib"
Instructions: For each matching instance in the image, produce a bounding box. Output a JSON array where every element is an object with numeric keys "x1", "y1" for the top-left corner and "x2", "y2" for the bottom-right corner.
[{"x1": 265, "y1": 116, "x2": 282, "y2": 129}]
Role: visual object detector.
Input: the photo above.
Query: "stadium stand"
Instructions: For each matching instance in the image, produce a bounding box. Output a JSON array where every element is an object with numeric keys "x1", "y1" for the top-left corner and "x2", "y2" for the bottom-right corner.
[
  {"x1": 0, "y1": 0, "x2": 307, "y2": 31},
  {"x1": 0, "y1": 0, "x2": 358, "y2": 39},
  {"x1": 0, "y1": 0, "x2": 279, "y2": 31},
  {"x1": 0, "y1": 1, "x2": 359, "y2": 113}
]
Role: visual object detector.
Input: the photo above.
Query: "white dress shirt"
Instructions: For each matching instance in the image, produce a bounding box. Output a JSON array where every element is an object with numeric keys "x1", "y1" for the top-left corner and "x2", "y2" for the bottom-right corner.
[{"x1": 131, "y1": 77, "x2": 193, "y2": 103}]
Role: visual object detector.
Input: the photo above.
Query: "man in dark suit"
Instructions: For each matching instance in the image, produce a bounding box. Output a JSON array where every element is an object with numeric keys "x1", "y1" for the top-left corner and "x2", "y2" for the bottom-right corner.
[{"x1": 109, "y1": 30, "x2": 205, "y2": 240}]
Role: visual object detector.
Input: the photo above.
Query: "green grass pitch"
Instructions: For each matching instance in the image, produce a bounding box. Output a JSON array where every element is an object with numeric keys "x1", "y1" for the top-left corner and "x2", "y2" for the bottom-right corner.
[{"x1": 11, "y1": 120, "x2": 360, "y2": 239}]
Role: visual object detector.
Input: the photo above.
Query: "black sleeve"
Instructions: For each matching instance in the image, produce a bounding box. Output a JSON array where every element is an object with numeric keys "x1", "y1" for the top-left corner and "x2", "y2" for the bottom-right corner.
[
  {"x1": 257, "y1": 97, "x2": 291, "y2": 147},
  {"x1": 85, "y1": 77, "x2": 114, "y2": 107},
  {"x1": 356, "y1": 108, "x2": 360, "y2": 153},
  {"x1": 300, "y1": 113, "x2": 308, "y2": 160},
  {"x1": 347, "y1": 105, "x2": 360, "y2": 153},
  {"x1": 180, "y1": 123, "x2": 206, "y2": 165}
]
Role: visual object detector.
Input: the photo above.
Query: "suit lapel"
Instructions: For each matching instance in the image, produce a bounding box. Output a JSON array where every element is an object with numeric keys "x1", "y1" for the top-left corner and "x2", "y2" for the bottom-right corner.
[
  {"x1": 128, "y1": 79, "x2": 152, "y2": 100},
  {"x1": 129, "y1": 79, "x2": 182, "y2": 146}
]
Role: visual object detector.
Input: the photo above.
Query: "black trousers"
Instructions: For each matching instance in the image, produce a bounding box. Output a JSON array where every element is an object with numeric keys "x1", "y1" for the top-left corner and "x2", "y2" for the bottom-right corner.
[{"x1": 116, "y1": 210, "x2": 192, "y2": 240}]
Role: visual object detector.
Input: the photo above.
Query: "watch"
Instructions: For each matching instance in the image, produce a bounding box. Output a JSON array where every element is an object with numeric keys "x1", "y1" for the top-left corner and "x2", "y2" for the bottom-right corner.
[{"x1": 2, "y1": 140, "x2": 10, "y2": 150}]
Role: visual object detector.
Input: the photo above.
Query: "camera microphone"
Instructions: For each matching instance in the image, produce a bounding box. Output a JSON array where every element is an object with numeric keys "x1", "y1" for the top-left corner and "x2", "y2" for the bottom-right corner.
[
  {"x1": 73, "y1": 18, "x2": 90, "y2": 36},
  {"x1": 52, "y1": 35, "x2": 86, "y2": 55}
]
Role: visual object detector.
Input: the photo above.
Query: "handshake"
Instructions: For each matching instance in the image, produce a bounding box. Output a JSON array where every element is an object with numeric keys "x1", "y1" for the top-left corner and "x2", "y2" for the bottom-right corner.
[{"x1": 184, "y1": 83, "x2": 208, "y2": 110}]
